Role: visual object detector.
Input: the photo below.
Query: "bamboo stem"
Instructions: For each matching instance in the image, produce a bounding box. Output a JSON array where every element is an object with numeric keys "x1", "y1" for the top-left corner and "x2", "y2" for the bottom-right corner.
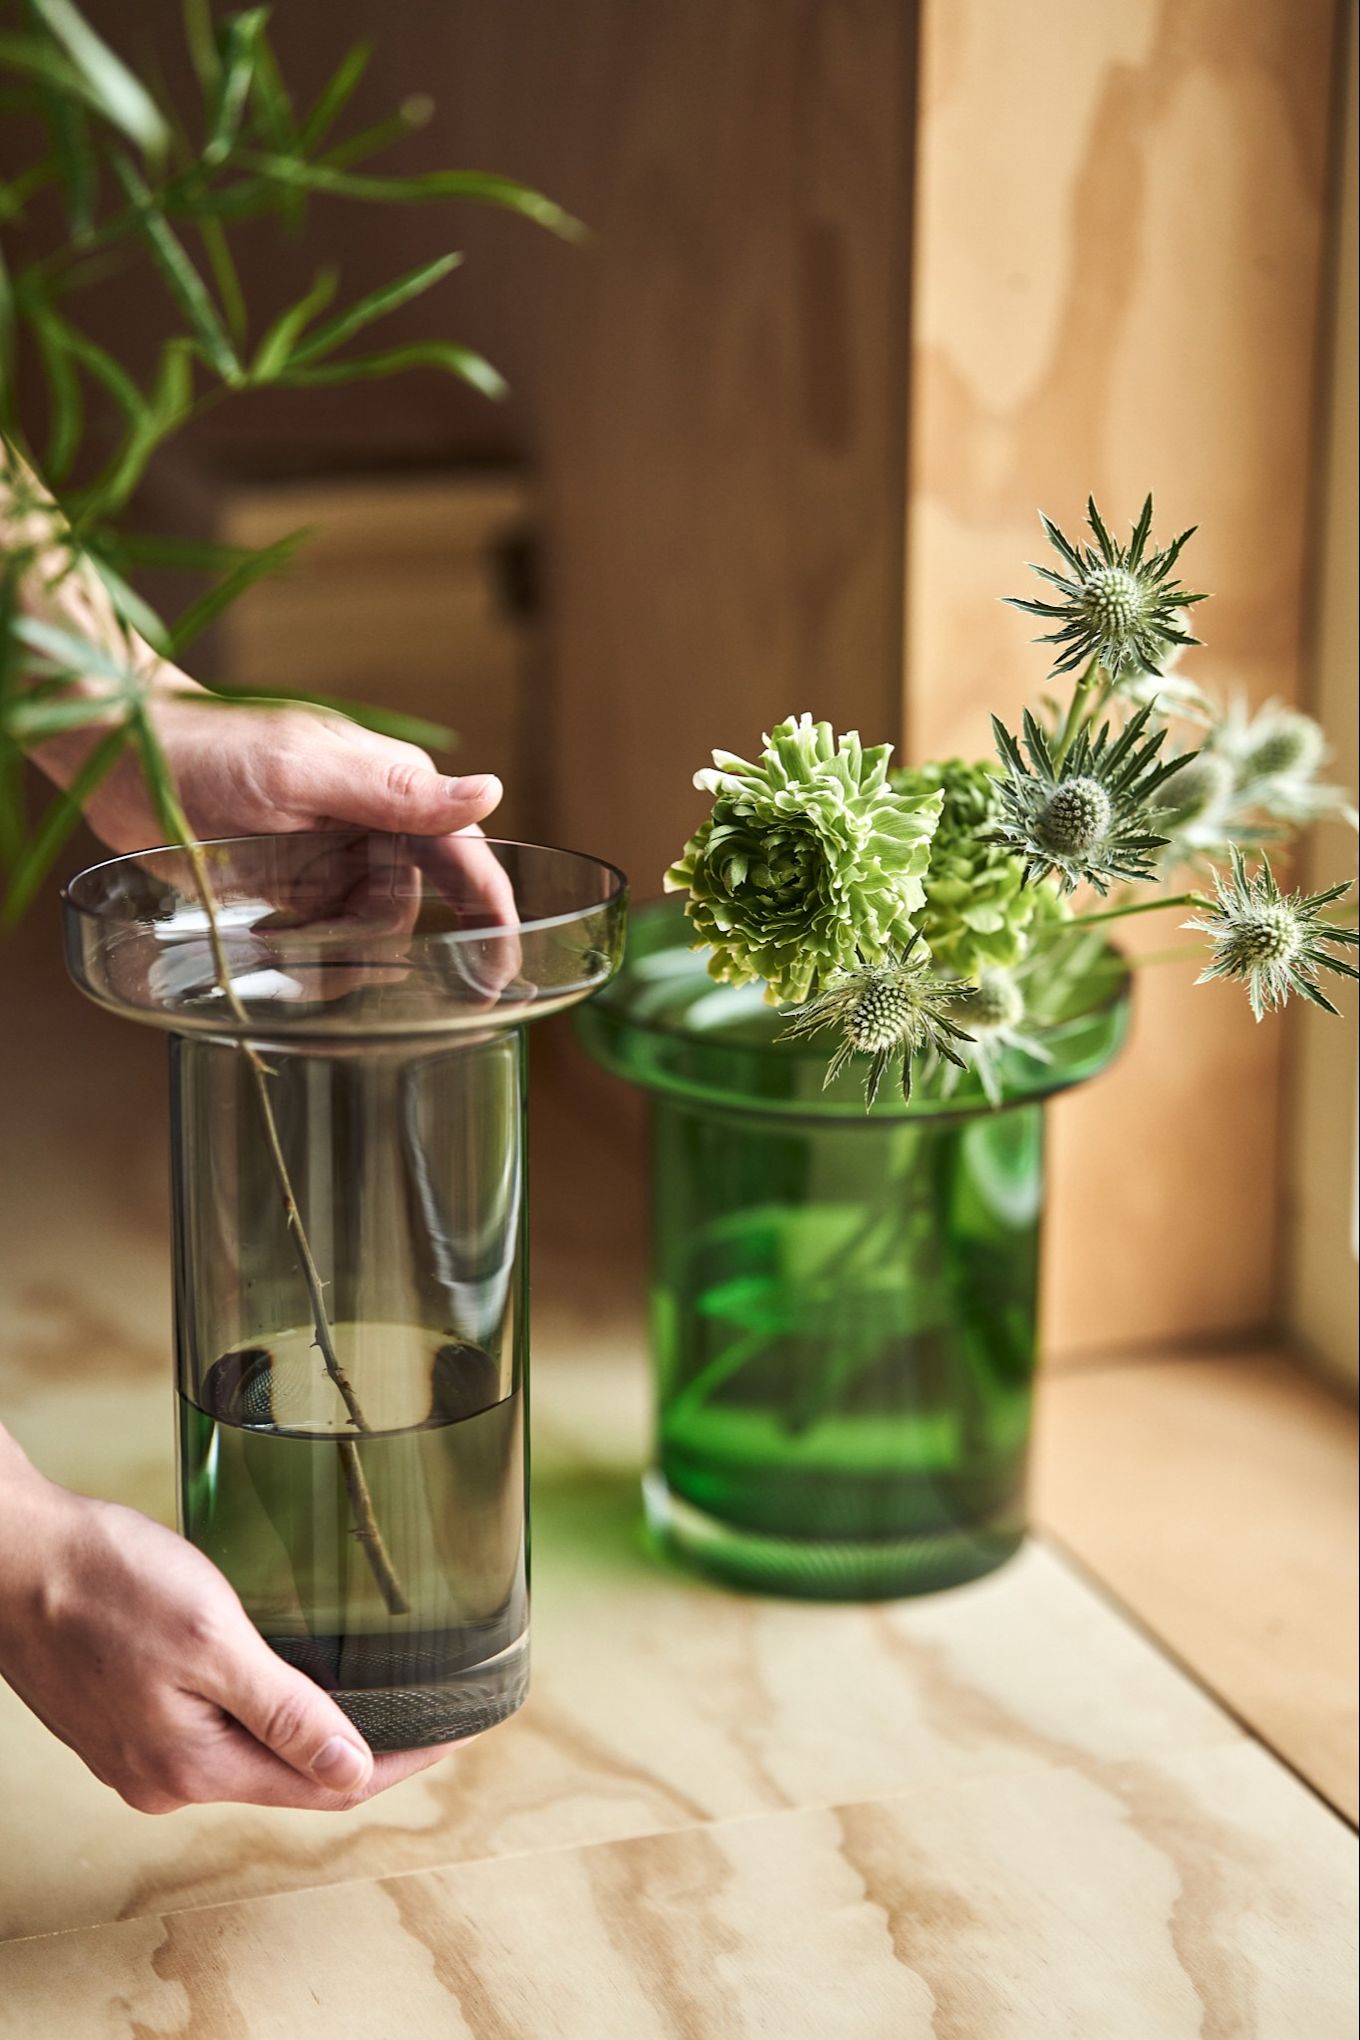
[{"x1": 147, "y1": 734, "x2": 410, "y2": 1616}]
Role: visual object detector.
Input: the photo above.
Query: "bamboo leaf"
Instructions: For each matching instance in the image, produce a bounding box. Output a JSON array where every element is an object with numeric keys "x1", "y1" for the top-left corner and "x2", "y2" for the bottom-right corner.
[
  {"x1": 204, "y1": 7, "x2": 268, "y2": 165},
  {"x1": 288, "y1": 253, "x2": 462, "y2": 366},
  {"x1": 47, "y1": 313, "x2": 148, "y2": 421},
  {"x1": 168, "y1": 526, "x2": 312, "y2": 652},
  {"x1": 1, "y1": 723, "x2": 127, "y2": 921},
  {"x1": 96, "y1": 528, "x2": 255, "y2": 573},
  {"x1": 198, "y1": 214, "x2": 247, "y2": 343},
  {"x1": 297, "y1": 41, "x2": 372, "y2": 152},
  {"x1": 39, "y1": 79, "x2": 95, "y2": 241},
  {"x1": 182, "y1": 0, "x2": 219, "y2": 91},
  {"x1": 5, "y1": 694, "x2": 129, "y2": 738},
  {"x1": 27, "y1": 297, "x2": 83, "y2": 479},
  {"x1": 13, "y1": 614, "x2": 140, "y2": 688},
  {"x1": 111, "y1": 154, "x2": 241, "y2": 383},
  {"x1": 28, "y1": 1, "x2": 168, "y2": 155},
  {"x1": 249, "y1": 265, "x2": 336, "y2": 381},
  {"x1": 86, "y1": 551, "x2": 171, "y2": 654},
  {"x1": 184, "y1": 688, "x2": 456, "y2": 753},
  {"x1": 239, "y1": 153, "x2": 586, "y2": 239},
  {"x1": 281, "y1": 341, "x2": 507, "y2": 400}
]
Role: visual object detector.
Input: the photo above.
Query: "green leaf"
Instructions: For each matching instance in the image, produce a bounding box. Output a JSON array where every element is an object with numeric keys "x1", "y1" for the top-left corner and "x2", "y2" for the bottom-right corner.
[
  {"x1": 288, "y1": 253, "x2": 462, "y2": 367},
  {"x1": 1, "y1": 723, "x2": 127, "y2": 921},
  {"x1": 49, "y1": 313, "x2": 148, "y2": 422},
  {"x1": 28, "y1": 1, "x2": 168, "y2": 156},
  {"x1": 95, "y1": 528, "x2": 255, "y2": 573},
  {"x1": 281, "y1": 341, "x2": 507, "y2": 400},
  {"x1": 249, "y1": 265, "x2": 337, "y2": 381},
  {"x1": 182, "y1": 0, "x2": 220, "y2": 93},
  {"x1": 5, "y1": 694, "x2": 129, "y2": 739},
  {"x1": 297, "y1": 41, "x2": 372, "y2": 152},
  {"x1": 111, "y1": 154, "x2": 242, "y2": 384},
  {"x1": 184, "y1": 687, "x2": 456, "y2": 754},
  {"x1": 86, "y1": 552, "x2": 171, "y2": 654},
  {"x1": 204, "y1": 7, "x2": 268, "y2": 165},
  {"x1": 12, "y1": 614, "x2": 140, "y2": 689},
  {"x1": 198, "y1": 214, "x2": 247, "y2": 343},
  {"x1": 27, "y1": 297, "x2": 83, "y2": 479},
  {"x1": 239, "y1": 153, "x2": 586, "y2": 239},
  {"x1": 39, "y1": 80, "x2": 96, "y2": 242},
  {"x1": 168, "y1": 526, "x2": 312, "y2": 652}
]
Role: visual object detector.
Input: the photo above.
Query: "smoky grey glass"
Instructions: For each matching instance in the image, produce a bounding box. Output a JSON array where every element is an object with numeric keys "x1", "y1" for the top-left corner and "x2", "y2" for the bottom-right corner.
[{"x1": 64, "y1": 832, "x2": 626, "y2": 1751}]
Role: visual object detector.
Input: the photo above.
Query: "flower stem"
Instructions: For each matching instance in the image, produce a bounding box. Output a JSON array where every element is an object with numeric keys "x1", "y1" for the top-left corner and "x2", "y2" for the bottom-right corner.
[{"x1": 1051, "y1": 655, "x2": 1104, "y2": 771}]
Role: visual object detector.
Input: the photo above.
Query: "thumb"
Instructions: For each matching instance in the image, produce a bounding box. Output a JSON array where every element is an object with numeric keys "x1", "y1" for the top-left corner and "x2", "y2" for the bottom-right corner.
[
  {"x1": 299, "y1": 737, "x2": 504, "y2": 836},
  {"x1": 210, "y1": 1628, "x2": 375, "y2": 1794}
]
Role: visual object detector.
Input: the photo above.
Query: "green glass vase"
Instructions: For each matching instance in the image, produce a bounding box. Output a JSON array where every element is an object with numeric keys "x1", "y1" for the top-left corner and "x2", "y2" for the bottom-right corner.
[{"x1": 578, "y1": 899, "x2": 1129, "y2": 1600}]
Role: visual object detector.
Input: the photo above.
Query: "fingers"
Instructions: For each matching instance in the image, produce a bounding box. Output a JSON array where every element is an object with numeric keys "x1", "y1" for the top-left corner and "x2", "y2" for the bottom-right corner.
[
  {"x1": 276, "y1": 724, "x2": 504, "y2": 837},
  {"x1": 415, "y1": 829, "x2": 524, "y2": 998},
  {"x1": 156, "y1": 1712, "x2": 465, "y2": 1812},
  {"x1": 198, "y1": 1616, "x2": 375, "y2": 1794}
]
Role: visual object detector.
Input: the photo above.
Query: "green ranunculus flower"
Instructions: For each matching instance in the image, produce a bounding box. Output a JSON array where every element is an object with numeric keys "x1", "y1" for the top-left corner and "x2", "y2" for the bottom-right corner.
[
  {"x1": 890, "y1": 758, "x2": 1042, "y2": 976},
  {"x1": 665, "y1": 715, "x2": 943, "y2": 1004}
]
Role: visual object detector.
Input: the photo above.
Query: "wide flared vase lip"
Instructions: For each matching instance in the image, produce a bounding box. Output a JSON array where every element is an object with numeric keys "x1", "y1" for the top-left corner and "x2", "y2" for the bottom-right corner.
[
  {"x1": 578, "y1": 895, "x2": 1131, "y2": 1122},
  {"x1": 63, "y1": 831, "x2": 628, "y2": 1044}
]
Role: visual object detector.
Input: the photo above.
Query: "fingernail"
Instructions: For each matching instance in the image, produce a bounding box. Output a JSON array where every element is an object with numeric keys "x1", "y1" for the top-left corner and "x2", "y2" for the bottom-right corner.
[
  {"x1": 449, "y1": 773, "x2": 501, "y2": 803},
  {"x1": 312, "y1": 1736, "x2": 369, "y2": 1790}
]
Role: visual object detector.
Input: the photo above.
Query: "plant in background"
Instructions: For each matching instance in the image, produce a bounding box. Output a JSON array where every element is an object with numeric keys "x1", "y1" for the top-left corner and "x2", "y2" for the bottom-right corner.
[
  {"x1": 1, "y1": 0, "x2": 578, "y2": 914},
  {"x1": 0, "y1": 1, "x2": 575, "y2": 1610},
  {"x1": 667, "y1": 497, "x2": 1357, "y2": 1105}
]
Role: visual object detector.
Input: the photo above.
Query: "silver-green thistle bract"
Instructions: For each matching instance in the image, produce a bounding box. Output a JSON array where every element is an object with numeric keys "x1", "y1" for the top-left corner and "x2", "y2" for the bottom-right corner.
[
  {"x1": 778, "y1": 935, "x2": 974, "y2": 1106},
  {"x1": 989, "y1": 702, "x2": 1191, "y2": 895},
  {"x1": 890, "y1": 759, "x2": 1042, "y2": 975},
  {"x1": 1211, "y1": 698, "x2": 1358, "y2": 830},
  {"x1": 1007, "y1": 495, "x2": 1208, "y2": 678},
  {"x1": 665, "y1": 715, "x2": 943, "y2": 1005},
  {"x1": 942, "y1": 967, "x2": 1052, "y2": 1107},
  {"x1": 1184, "y1": 850, "x2": 1358, "y2": 1020}
]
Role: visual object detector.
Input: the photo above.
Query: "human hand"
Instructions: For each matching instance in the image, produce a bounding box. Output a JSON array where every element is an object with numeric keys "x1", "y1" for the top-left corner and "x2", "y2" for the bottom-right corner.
[
  {"x1": 34, "y1": 667, "x2": 504, "y2": 855},
  {"x1": 0, "y1": 1437, "x2": 459, "y2": 1813}
]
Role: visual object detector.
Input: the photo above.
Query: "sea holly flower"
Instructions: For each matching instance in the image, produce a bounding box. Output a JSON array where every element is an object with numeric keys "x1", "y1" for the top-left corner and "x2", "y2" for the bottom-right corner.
[
  {"x1": 665, "y1": 715, "x2": 943, "y2": 1005},
  {"x1": 891, "y1": 758, "x2": 1044, "y2": 975},
  {"x1": 778, "y1": 935, "x2": 974, "y2": 1107},
  {"x1": 989, "y1": 701, "x2": 1191, "y2": 895},
  {"x1": 940, "y1": 968, "x2": 1053, "y2": 1108},
  {"x1": 1211, "y1": 697, "x2": 1358, "y2": 830},
  {"x1": 1006, "y1": 495, "x2": 1208, "y2": 678},
  {"x1": 1184, "y1": 850, "x2": 1358, "y2": 1020}
]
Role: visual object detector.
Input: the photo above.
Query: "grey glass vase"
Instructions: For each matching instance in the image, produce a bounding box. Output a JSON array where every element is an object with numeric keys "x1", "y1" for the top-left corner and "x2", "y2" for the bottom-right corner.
[{"x1": 64, "y1": 831, "x2": 626, "y2": 1751}]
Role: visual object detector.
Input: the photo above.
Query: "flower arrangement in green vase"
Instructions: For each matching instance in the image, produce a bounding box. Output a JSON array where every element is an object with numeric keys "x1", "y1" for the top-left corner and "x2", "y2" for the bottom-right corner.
[{"x1": 582, "y1": 497, "x2": 1356, "y2": 1599}]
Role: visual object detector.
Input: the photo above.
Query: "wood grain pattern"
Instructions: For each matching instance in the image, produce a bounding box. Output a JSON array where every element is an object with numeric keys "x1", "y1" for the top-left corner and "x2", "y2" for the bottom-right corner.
[
  {"x1": 907, "y1": 0, "x2": 1344, "y2": 1353},
  {"x1": 1, "y1": 1749, "x2": 1353, "y2": 2039},
  {"x1": 1035, "y1": 1350, "x2": 1360, "y2": 1821}
]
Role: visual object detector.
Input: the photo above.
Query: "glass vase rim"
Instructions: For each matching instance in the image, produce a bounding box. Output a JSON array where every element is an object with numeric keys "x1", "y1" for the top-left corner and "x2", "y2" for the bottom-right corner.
[
  {"x1": 578, "y1": 894, "x2": 1131, "y2": 1123},
  {"x1": 62, "y1": 831, "x2": 628, "y2": 1045},
  {"x1": 62, "y1": 831, "x2": 628, "y2": 943}
]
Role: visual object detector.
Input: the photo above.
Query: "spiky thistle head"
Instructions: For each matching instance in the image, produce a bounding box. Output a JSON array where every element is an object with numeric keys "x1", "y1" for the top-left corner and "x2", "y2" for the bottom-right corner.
[
  {"x1": 939, "y1": 966, "x2": 1052, "y2": 1107},
  {"x1": 664, "y1": 716, "x2": 943, "y2": 1005},
  {"x1": 988, "y1": 702, "x2": 1191, "y2": 895},
  {"x1": 1006, "y1": 495, "x2": 1208, "y2": 678},
  {"x1": 1184, "y1": 850, "x2": 1358, "y2": 1021},
  {"x1": 890, "y1": 758, "x2": 1044, "y2": 974},
  {"x1": 778, "y1": 934, "x2": 974, "y2": 1108},
  {"x1": 1210, "y1": 698, "x2": 1357, "y2": 830}
]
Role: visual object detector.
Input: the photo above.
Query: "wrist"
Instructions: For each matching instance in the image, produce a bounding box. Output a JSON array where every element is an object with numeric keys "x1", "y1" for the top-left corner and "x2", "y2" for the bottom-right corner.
[{"x1": 0, "y1": 1429, "x2": 82, "y2": 1629}]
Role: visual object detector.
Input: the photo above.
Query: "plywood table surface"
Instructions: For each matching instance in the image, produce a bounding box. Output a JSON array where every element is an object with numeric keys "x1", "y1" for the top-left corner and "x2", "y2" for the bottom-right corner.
[{"x1": 0, "y1": 1316, "x2": 1356, "y2": 2036}]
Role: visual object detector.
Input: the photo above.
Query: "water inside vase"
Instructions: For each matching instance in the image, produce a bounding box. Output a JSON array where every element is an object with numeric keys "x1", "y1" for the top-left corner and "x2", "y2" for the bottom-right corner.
[{"x1": 178, "y1": 1321, "x2": 527, "y2": 1750}]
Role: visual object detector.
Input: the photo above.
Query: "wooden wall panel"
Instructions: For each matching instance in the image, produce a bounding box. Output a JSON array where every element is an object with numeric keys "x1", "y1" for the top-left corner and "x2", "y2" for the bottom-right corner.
[{"x1": 907, "y1": 0, "x2": 1343, "y2": 1354}]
